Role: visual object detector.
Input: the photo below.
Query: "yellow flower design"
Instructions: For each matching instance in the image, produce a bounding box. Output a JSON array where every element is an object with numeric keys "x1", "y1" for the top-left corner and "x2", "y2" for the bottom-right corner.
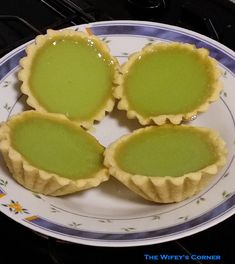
[
  {"x1": 9, "y1": 201, "x2": 23, "y2": 213},
  {"x1": 2, "y1": 200, "x2": 29, "y2": 214}
]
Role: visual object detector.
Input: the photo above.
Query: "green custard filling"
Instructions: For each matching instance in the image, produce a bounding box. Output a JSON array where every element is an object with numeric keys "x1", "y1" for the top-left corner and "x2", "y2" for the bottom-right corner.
[
  {"x1": 124, "y1": 48, "x2": 214, "y2": 116},
  {"x1": 10, "y1": 113, "x2": 104, "y2": 180},
  {"x1": 29, "y1": 36, "x2": 115, "y2": 121},
  {"x1": 115, "y1": 126, "x2": 218, "y2": 177}
]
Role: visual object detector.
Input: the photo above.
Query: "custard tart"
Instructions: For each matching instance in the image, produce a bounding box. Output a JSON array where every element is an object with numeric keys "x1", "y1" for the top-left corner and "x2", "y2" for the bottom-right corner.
[
  {"x1": 104, "y1": 125, "x2": 227, "y2": 203},
  {"x1": 18, "y1": 29, "x2": 119, "y2": 128},
  {"x1": 114, "y1": 42, "x2": 222, "y2": 125},
  {"x1": 0, "y1": 111, "x2": 109, "y2": 196}
]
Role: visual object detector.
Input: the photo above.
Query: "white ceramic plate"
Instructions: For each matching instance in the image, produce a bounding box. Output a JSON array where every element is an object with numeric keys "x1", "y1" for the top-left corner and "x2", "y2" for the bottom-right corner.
[{"x1": 0, "y1": 21, "x2": 234, "y2": 247}]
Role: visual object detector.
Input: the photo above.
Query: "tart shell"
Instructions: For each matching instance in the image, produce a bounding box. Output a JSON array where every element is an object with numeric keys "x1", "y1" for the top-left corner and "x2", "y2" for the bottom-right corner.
[
  {"x1": 18, "y1": 29, "x2": 120, "y2": 129},
  {"x1": 114, "y1": 42, "x2": 223, "y2": 126},
  {"x1": 104, "y1": 126, "x2": 227, "y2": 203},
  {"x1": 0, "y1": 111, "x2": 109, "y2": 196}
]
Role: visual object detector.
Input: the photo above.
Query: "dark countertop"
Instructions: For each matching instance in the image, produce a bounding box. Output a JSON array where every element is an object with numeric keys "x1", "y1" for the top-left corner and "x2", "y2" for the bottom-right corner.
[{"x1": 1, "y1": 211, "x2": 234, "y2": 263}]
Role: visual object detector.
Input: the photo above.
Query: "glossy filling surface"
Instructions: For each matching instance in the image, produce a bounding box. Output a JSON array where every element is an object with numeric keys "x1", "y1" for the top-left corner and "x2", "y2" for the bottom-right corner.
[
  {"x1": 124, "y1": 48, "x2": 214, "y2": 116},
  {"x1": 29, "y1": 36, "x2": 115, "y2": 121},
  {"x1": 115, "y1": 126, "x2": 218, "y2": 177},
  {"x1": 10, "y1": 113, "x2": 104, "y2": 179}
]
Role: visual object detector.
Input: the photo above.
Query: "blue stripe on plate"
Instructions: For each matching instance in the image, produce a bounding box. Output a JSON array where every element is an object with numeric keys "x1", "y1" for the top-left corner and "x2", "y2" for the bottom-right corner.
[
  {"x1": 0, "y1": 187, "x2": 6, "y2": 196},
  {"x1": 0, "y1": 50, "x2": 25, "y2": 81},
  {"x1": 24, "y1": 194, "x2": 235, "y2": 241},
  {"x1": 90, "y1": 24, "x2": 235, "y2": 73}
]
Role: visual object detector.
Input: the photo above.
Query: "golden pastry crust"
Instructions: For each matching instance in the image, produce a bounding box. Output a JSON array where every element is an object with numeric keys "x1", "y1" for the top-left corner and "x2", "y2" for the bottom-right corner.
[
  {"x1": 114, "y1": 42, "x2": 223, "y2": 125},
  {"x1": 104, "y1": 126, "x2": 227, "y2": 203},
  {"x1": 0, "y1": 111, "x2": 109, "y2": 196},
  {"x1": 18, "y1": 29, "x2": 120, "y2": 129}
]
